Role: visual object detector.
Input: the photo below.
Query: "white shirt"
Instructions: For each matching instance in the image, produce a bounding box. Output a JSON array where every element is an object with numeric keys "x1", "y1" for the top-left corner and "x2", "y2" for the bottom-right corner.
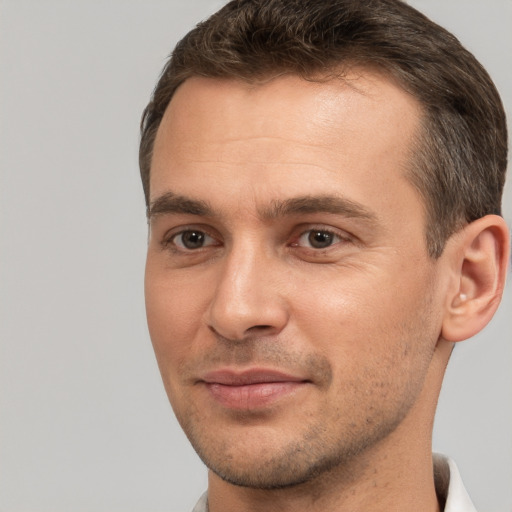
[
  {"x1": 434, "y1": 454, "x2": 477, "y2": 512},
  {"x1": 191, "y1": 454, "x2": 476, "y2": 512}
]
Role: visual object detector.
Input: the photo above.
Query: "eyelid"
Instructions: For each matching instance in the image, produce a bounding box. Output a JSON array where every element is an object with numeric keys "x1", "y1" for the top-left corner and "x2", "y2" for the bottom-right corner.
[
  {"x1": 297, "y1": 229, "x2": 341, "y2": 248},
  {"x1": 158, "y1": 222, "x2": 355, "y2": 254},
  {"x1": 174, "y1": 231, "x2": 217, "y2": 250},
  {"x1": 291, "y1": 225, "x2": 353, "y2": 247},
  {"x1": 161, "y1": 224, "x2": 222, "y2": 250}
]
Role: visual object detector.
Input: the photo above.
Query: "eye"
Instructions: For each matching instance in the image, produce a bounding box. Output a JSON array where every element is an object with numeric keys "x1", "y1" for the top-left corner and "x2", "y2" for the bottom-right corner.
[
  {"x1": 296, "y1": 229, "x2": 343, "y2": 249},
  {"x1": 171, "y1": 230, "x2": 217, "y2": 250}
]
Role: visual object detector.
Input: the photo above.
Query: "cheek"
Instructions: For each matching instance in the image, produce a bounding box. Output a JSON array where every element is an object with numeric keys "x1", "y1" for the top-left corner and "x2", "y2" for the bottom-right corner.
[
  {"x1": 295, "y1": 274, "x2": 438, "y2": 427},
  {"x1": 144, "y1": 265, "x2": 210, "y2": 367},
  {"x1": 291, "y1": 263, "x2": 438, "y2": 364},
  {"x1": 290, "y1": 268, "x2": 386, "y2": 336}
]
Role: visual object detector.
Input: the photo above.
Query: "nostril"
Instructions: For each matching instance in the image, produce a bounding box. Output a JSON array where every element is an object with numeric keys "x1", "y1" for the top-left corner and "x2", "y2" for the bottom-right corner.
[
  {"x1": 248, "y1": 325, "x2": 273, "y2": 332},
  {"x1": 208, "y1": 323, "x2": 280, "y2": 344}
]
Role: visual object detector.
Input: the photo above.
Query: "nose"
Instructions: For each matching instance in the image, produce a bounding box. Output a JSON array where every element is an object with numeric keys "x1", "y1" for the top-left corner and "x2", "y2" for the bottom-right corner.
[{"x1": 205, "y1": 242, "x2": 289, "y2": 341}]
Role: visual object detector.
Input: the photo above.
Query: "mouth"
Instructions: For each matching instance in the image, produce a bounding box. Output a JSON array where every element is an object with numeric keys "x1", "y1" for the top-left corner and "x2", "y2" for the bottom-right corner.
[{"x1": 199, "y1": 369, "x2": 310, "y2": 410}]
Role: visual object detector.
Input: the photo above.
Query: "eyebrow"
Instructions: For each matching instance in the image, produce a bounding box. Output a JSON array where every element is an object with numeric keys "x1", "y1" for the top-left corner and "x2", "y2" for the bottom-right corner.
[
  {"x1": 148, "y1": 192, "x2": 213, "y2": 218},
  {"x1": 262, "y1": 195, "x2": 378, "y2": 222},
  {"x1": 148, "y1": 191, "x2": 378, "y2": 225}
]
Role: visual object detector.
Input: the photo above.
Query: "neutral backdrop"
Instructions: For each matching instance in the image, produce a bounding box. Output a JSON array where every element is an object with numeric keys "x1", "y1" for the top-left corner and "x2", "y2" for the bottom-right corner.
[{"x1": 1, "y1": 1, "x2": 511, "y2": 511}]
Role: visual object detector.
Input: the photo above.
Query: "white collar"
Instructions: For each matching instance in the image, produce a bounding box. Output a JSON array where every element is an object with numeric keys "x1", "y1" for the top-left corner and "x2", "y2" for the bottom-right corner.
[{"x1": 434, "y1": 454, "x2": 477, "y2": 512}]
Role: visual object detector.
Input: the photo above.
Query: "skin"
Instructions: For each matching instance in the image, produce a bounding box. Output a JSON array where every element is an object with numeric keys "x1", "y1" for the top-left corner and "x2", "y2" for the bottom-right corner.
[{"x1": 144, "y1": 72, "x2": 509, "y2": 512}]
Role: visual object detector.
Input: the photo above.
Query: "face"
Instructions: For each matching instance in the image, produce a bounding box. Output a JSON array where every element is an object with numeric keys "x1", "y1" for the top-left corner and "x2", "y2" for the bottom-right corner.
[{"x1": 145, "y1": 72, "x2": 446, "y2": 489}]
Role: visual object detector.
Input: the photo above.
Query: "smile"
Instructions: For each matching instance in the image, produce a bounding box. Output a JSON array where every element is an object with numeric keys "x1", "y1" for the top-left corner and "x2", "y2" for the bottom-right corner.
[{"x1": 200, "y1": 369, "x2": 310, "y2": 410}]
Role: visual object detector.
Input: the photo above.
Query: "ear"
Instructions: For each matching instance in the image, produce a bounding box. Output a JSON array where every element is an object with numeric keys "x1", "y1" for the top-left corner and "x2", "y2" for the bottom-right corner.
[{"x1": 441, "y1": 215, "x2": 510, "y2": 343}]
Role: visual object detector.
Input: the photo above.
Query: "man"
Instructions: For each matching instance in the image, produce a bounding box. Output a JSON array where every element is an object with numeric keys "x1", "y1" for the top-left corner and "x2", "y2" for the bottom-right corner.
[{"x1": 139, "y1": 1, "x2": 509, "y2": 511}]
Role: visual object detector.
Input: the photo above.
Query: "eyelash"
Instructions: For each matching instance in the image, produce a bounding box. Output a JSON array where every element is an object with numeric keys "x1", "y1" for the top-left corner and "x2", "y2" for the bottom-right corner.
[
  {"x1": 162, "y1": 225, "x2": 352, "y2": 254},
  {"x1": 292, "y1": 228, "x2": 349, "y2": 250},
  {"x1": 162, "y1": 227, "x2": 219, "y2": 252}
]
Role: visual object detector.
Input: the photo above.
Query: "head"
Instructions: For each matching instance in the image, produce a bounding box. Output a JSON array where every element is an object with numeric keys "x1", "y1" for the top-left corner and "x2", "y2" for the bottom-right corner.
[
  {"x1": 140, "y1": 0, "x2": 509, "y2": 495},
  {"x1": 140, "y1": 0, "x2": 507, "y2": 259}
]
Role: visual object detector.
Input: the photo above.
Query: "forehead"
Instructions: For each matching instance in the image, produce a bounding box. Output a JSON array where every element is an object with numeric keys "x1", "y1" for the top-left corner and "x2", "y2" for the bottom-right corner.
[{"x1": 150, "y1": 72, "x2": 423, "y2": 222}]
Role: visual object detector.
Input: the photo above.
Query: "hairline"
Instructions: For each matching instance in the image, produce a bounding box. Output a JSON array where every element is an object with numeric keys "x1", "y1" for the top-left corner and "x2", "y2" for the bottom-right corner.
[{"x1": 142, "y1": 67, "x2": 447, "y2": 257}]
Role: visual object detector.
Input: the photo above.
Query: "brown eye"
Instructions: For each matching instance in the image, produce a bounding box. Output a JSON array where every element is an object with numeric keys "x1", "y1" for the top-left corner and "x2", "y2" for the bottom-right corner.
[
  {"x1": 297, "y1": 230, "x2": 342, "y2": 249},
  {"x1": 309, "y1": 231, "x2": 334, "y2": 248},
  {"x1": 173, "y1": 230, "x2": 215, "y2": 250}
]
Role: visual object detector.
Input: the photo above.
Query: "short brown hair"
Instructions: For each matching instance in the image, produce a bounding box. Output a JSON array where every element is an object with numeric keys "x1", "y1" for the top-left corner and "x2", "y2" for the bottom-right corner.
[{"x1": 139, "y1": 0, "x2": 507, "y2": 257}]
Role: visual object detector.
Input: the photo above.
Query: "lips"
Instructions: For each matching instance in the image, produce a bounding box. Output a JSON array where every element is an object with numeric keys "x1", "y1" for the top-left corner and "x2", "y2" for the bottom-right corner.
[{"x1": 199, "y1": 369, "x2": 309, "y2": 410}]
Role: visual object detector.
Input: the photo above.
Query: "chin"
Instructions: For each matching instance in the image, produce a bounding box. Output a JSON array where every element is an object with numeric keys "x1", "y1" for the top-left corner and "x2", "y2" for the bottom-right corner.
[
  {"x1": 208, "y1": 453, "x2": 346, "y2": 490},
  {"x1": 186, "y1": 421, "x2": 374, "y2": 490}
]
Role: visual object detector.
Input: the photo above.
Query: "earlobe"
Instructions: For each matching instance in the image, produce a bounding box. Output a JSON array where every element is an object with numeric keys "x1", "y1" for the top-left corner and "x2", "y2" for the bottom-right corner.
[{"x1": 441, "y1": 215, "x2": 510, "y2": 343}]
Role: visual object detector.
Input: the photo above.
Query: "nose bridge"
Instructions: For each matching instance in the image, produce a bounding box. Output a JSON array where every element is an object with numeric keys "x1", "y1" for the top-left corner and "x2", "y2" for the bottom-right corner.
[{"x1": 206, "y1": 236, "x2": 288, "y2": 340}]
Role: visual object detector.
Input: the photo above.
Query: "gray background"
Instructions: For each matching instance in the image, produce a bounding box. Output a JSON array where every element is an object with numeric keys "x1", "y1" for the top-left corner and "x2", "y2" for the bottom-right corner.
[{"x1": 0, "y1": 1, "x2": 510, "y2": 511}]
